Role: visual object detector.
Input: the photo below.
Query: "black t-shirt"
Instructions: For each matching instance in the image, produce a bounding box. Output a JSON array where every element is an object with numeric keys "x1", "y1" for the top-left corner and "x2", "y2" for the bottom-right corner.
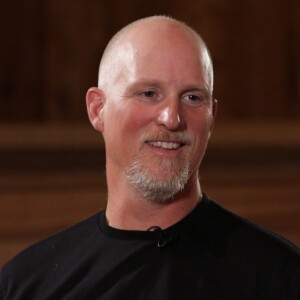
[{"x1": 1, "y1": 194, "x2": 300, "y2": 299}]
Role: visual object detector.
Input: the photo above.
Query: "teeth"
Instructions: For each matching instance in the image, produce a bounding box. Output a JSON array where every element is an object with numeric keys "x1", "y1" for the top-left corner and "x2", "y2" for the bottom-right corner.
[{"x1": 148, "y1": 141, "x2": 181, "y2": 149}]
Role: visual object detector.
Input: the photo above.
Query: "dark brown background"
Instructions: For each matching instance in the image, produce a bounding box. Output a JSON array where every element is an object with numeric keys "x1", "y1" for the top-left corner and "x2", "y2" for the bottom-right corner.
[{"x1": 1, "y1": 0, "x2": 300, "y2": 266}]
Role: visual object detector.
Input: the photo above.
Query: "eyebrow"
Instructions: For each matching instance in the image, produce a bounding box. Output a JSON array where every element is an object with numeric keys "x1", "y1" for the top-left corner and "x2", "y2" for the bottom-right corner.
[
  {"x1": 128, "y1": 80, "x2": 162, "y2": 89},
  {"x1": 122, "y1": 80, "x2": 163, "y2": 97},
  {"x1": 181, "y1": 85, "x2": 211, "y2": 97}
]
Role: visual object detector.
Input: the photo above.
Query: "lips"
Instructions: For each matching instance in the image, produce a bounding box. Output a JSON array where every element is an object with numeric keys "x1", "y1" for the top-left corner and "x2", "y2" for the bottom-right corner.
[{"x1": 147, "y1": 141, "x2": 182, "y2": 150}]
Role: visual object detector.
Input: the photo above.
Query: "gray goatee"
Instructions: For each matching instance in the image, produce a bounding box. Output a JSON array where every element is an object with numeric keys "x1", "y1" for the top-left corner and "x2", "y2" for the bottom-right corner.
[{"x1": 126, "y1": 155, "x2": 190, "y2": 203}]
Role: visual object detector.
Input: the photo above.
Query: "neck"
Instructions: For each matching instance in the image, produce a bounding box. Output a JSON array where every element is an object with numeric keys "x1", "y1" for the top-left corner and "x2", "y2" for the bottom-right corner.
[{"x1": 105, "y1": 171, "x2": 202, "y2": 230}]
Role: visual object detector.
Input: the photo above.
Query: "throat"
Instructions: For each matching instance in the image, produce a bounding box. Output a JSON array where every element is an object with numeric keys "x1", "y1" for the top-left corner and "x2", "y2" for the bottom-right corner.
[{"x1": 105, "y1": 195, "x2": 201, "y2": 231}]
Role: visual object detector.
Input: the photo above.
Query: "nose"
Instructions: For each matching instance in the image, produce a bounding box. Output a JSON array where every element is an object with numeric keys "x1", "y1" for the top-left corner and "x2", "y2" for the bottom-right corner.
[{"x1": 156, "y1": 99, "x2": 185, "y2": 131}]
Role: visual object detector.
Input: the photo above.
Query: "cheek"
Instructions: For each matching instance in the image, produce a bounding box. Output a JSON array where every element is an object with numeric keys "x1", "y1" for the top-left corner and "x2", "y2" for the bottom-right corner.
[
  {"x1": 103, "y1": 102, "x2": 152, "y2": 156},
  {"x1": 188, "y1": 112, "x2": 213, "y2": 155},
  {"x1": 188, "y1": 109, "x2": 213, "y2": 135},
  {"x1": 118, "y1": 105, "x2": 152, "y2": 137}
]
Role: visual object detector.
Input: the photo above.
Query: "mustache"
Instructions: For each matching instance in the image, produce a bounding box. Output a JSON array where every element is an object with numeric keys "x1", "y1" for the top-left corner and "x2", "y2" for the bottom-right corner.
[{"x1": 140, "y1": 131, "x2": 192, "y2": 145}]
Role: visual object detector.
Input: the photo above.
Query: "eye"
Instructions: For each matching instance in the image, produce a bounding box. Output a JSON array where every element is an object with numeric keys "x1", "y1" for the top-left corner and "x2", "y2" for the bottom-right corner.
[
  {"x1": 135, "y1": 87, "x2": 161, "y2": 103},
  {"x1": 143, "y1": 90, "x2": 156, "y2": 97},
  {"x1": 182, "y1": 94, "x2": 205, "y2": 106},
  {"x1": 138, "y1": 90, "x2": 160, "y2": 102},
  {"x1": 187, "y1": 95, "x2": 200, "y2": 101}
]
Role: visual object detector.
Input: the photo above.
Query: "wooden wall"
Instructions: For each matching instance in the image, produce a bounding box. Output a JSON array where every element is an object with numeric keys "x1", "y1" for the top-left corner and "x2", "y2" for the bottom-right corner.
[{"x1": 1, "y1": 1, "x2": 300, "y2": 266}]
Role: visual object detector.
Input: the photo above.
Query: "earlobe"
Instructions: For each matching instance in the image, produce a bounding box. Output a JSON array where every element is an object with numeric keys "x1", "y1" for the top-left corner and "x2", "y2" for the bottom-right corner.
[{"x1": 86, "y1": 87, "x2": 106, "y2": 132}]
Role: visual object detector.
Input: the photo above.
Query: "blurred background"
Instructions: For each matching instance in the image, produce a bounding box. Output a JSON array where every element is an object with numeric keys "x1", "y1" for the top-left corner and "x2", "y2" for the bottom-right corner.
[{"x1": 1, "y1": 1, "x2": 299, "y2": 266}]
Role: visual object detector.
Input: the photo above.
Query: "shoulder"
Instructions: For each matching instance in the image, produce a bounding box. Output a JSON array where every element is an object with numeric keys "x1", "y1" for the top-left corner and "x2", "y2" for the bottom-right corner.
[
  {"x1": 202, "y1": 195, "x2": 300, "y2": 262},
  {"x1": 8, "y1": 212, "x2": 100, "y2": 264},
  {"x1": 0, "y1": 212, "x2": 101, "y2": 297},
  {"x1": 198, "y1": 195, "x2": 300, "y2": 298}
]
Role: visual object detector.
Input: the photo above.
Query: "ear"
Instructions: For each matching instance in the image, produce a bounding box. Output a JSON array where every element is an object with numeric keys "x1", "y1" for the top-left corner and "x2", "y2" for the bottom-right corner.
[
  {"x1": 208, "y1": 98, "x2": 218, "y2": 138},
  {"x1": 86, "y1": 87, "x2": 106, "y2": 132},
  {"x1": 212, "y1": 98, "x2": 218, "y2": 120}
]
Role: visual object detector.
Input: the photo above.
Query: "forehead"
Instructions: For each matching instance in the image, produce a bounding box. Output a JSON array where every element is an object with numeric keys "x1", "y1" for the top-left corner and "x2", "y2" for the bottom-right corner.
[
  {"x1": 101, "y1": 20, "x2": 213, "y2": 93},
  {"x1": 123, "y1": 33, "x2": 208, "y2": 88}
]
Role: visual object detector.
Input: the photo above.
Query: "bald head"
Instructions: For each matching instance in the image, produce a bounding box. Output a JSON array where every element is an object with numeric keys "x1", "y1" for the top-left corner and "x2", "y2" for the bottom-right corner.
[{"x1": 98, "y1": 16, "x2": 214, "y2": 94}]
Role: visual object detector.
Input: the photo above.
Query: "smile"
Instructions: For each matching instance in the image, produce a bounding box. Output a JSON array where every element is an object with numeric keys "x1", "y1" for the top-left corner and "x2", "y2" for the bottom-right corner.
[{"x1": 147, "y1": 141, "x2": 182, "y2": 150}]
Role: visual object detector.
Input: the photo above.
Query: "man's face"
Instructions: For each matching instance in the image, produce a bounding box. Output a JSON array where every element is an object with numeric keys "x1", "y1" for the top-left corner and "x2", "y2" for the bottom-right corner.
[{"x1": 100, "y1": 26, "x2": 215, "y2": 202}]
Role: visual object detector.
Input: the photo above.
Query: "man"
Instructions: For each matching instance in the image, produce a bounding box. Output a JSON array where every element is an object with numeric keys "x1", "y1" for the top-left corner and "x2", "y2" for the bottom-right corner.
[{"x1": 1, "y1": 16, "x2": 300, "y2": 299}]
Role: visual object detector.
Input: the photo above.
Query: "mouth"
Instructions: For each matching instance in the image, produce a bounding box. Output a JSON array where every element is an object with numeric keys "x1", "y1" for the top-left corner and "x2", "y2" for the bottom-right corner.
[{"x1": 146, "y1": 141, "x2": 183, "y2": 150}]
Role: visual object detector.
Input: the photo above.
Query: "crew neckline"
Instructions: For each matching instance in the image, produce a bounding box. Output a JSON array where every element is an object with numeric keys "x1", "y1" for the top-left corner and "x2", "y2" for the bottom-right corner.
[{"x1": 98, "y1": 194, "x2": 210, "y2": 240}]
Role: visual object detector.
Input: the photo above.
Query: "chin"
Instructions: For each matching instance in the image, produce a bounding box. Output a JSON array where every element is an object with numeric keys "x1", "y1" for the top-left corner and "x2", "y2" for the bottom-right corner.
[{"x1": 126, "y1": 158, "x2": 190, "y2": 203}]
